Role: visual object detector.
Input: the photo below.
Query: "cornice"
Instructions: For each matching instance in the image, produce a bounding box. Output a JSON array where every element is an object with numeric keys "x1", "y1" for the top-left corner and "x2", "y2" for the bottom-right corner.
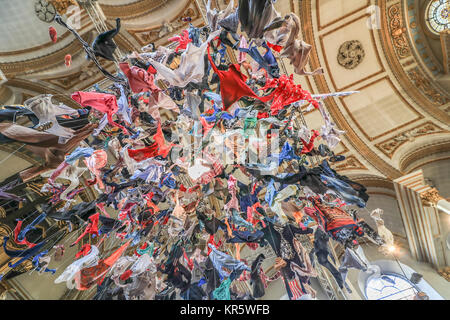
[
  {"x1": 375, "y1": 121, "x2": 449, "y2": 159},
  {"x1": 400, "y1": 140, "x2": 450, "y2": 172},
  {"x1": 0, "y1": 33, "x2": 93, "y2": 78},
  {"x1": 351, "y1": 175, "x2": 395, "y2": 191},
  {"x1": 4, "y1": 78, "x2": 80, "y2": 109}
]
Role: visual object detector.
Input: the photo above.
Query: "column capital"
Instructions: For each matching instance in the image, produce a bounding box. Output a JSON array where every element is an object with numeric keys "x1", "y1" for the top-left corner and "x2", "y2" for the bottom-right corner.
[{"x1": 420, "y1": 188, "x2": 445, "y2": 207}]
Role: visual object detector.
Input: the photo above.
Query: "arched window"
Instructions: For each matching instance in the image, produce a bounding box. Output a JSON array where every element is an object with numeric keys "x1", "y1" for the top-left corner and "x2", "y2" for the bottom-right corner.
[
  {"x1": 425, "y1": 0, "x2": 449, "y2": 35},
  {"x1": 365, "y1": 273, "x2": 418, "y2": 300}
]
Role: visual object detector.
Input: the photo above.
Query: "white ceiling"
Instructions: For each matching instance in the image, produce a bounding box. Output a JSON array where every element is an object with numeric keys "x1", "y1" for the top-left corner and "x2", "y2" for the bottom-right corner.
[{"x1": 0, "y1": 0, "x2": 67, "y2": 53}]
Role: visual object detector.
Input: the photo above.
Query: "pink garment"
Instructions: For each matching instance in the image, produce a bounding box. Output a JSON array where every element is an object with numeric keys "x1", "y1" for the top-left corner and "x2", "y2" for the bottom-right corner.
[
  {"x1": 84, "y1": 150, "x2": 108, "y2": 190},
  {"x1": 193, "y1": 152, "x2": 224, "y2": 185},
  {"x1": 96, "y1": 203, "x2": 110, "y2": 218},
  {"x1": 119, "y1": 62, "x2": 160, "y2": 94},
  {"x1": 48, "y1": 160, "x2": 70, "y2": 184},
  {"x1": 145, "y1": 91, "x2": 180, "y2": 122},
  {"x1": 224, "y1": 175, "x2": 239, "y2": 212},
  {"x1": 237, "y1": 36, "x2": 248, "y2": 64},
  {"x1": 71, "y1": 91, "x2": 128, "y2": 134},
  {"x1": 71, "y1": 213, "x2": 100, "y2": 246},
  {"x1": 119, "y1": 202, "x2": 137, "y2": 223},
  {"x1": 200, "y1": 117, "x2": 215, "y2": 137},
  {"x1": 168, "y1": 29, "x2": 192, "y2": 53}
]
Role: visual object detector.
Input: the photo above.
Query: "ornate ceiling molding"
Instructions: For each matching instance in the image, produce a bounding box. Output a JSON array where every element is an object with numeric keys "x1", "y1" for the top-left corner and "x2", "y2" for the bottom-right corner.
[
  {"x1": 405, "y1": 0, "x2": 443, "y2": 76},
  {"x1": 100, "y1": 0, "x2": 169, "y2": 19},
  {"x1": 337, "y1": 40, "x2": 366, "y2": 70},
  {"x1": 407, "y1": 66, "x2": 449, "y2": 105},
  {"x1": 377, "y1": 0, "x2": 450, "y2": 122},
  {"x1": 351, "y1": 175, "x2": 395, "y2": 191},
  {"x1": 375, "y1": 121, "x2": 449, "y2": 159},
  {"x1": 48, "y1": 0, "x2": 78, "y2": 15},
  {"x1": 44, "y1": 60, "x2": 115, "y2": 91},
  {"x1": 332, "y1": 155, "x2": 368, "y2": 172},
  {"x1": 127, "y1": 1, "x2": 200, "y2": 47},
  {"x1": 300, "y1": 0, "x2": 403, "y2": 179},
  {"x1": 387, "y1": 2, "x2": 411, "y2": 59},
  {"x1": 399, "y1": 140, "x2": 450, "y2": 173},
  {"x1": 0, "y1": 32, "x2": 93, "y2": 78},
  {"x1": 4, "y1": 78, "x2": 80, "y2": 108}
]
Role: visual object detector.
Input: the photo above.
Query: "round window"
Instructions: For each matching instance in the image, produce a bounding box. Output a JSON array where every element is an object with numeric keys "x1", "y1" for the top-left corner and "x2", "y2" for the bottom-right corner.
[
  {"x1": 425, "y1": 0, "x2": 449, "y2": 35},
  {"x1": 365, "y1": 273, "x2": 418, "y2": 300}
]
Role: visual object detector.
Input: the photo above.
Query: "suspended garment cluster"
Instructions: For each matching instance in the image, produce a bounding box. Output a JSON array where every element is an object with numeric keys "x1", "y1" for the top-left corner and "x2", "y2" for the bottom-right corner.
[{"x1": 0, "y1": 0, "x2": 394, "y2": 300}]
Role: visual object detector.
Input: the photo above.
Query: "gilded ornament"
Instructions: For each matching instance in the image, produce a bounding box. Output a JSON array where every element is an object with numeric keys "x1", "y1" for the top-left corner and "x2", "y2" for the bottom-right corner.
[{"x1": 420, "y1": 188, "x2": 444, "y2": 206}]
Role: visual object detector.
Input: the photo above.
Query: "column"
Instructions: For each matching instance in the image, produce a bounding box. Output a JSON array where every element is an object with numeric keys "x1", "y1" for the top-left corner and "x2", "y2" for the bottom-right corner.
[{"x1": 393, "y1": 170, "x2": 446, "y2": 269}]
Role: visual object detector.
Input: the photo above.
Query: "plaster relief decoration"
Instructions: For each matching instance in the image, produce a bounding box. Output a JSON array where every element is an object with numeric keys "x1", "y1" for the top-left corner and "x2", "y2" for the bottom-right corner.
[
  {"x1": 376, "y1": 122, "x2": 447, "y2": 158},
  {"x1": 128, "y1": 2, "x2": 199, "y2": 46},
  {"x1": 407, "y1": 67, "x2": 449, "y2": 106},
  {"x1": 48, "y1": 0, "x2": 78, "y2": 15},
  {"x1": 387, "y1": 3, "x2": 411, "y2": 59},
  {"x1": 337, "y1": 40, "x2": 365, "y2": 69},
  {"x1": 420, "y1": 187, "x2": 444, "y2": 206},
  {"x1": 406, "y1": 0, "x2": 444, "y2": 76},
  {"x1": 46, "y1": 60, "x2": 115, "y2": 90},
  {"x1": 1, "y1": 0, "x2": 450, "y2": 302},
  {"x1": 46, "y1": 71, "x2": 84, "y2": 90},
  {"x1": 35, "y1": 0, "x2": 57, "y2": 22},
  {"x1": 333, "y1": 155, "x2": 366, "y2": 171}
]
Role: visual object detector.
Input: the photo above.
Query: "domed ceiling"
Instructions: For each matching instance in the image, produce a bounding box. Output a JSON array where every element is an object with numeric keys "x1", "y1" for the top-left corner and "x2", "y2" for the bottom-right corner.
[{"x1": 0, "y1": 0, "x2": 449, "y2": 186}]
